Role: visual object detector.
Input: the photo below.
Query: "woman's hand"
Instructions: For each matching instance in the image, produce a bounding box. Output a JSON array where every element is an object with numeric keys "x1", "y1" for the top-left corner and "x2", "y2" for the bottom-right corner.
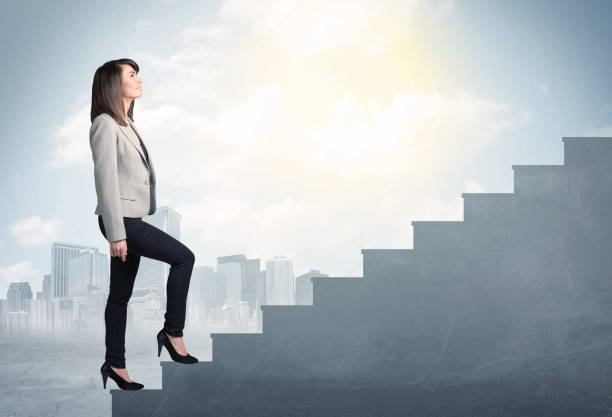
[{"x1": 110, "y1": 239, "x2": 127, "y2": 262}]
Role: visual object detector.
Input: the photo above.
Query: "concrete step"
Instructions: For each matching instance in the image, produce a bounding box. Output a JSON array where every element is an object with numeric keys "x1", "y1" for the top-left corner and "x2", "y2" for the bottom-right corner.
[
  {"x1": 109, "y1": 388, "x2": 164, "y2": 416},
  {"x1": 261, "y1": 305, "x2": 316, "y2": 335},
  {"x1": 361, "y1": 249, "x2": 416, "y2": 279},
  {"x1": 512, "y1": 164, "x2": 565, "y2": 195},
  {"x1": 161, "y1": 360, "x2": 214, "y2": 389},
  {"x1": 311, "y1": 276, "x2": 364, "y2": 307},
  {"x1": 411, "y1": 220, "x2": 465, "y2": 251},
  {"x1": 210, "y1": 332, "x2": 264, "y2": 363},
  {"x1": 462, "y1": 192, "x2": 515, "y2": 222},
  {"x1": 563, "y1": 137, "x2": 612, "y2": 167}
]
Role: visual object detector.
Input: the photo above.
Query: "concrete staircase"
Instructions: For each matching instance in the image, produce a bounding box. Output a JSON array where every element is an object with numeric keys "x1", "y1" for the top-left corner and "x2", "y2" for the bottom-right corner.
[{"x1": 110, "y1": 137, "x2": 612, "y2": 416}]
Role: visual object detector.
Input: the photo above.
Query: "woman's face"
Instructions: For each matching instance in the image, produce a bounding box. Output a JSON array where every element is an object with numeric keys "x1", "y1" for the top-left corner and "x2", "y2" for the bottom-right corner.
[{"x1": 120, "y1": 64, "x2": 142, "y2": 100}]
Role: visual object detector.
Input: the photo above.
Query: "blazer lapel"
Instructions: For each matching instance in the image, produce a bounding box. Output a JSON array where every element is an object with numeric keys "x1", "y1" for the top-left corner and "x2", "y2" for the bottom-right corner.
[
  {"x1": 117, "y1": 119, "x2": 149, "y2": 169},
  {"x1": 123, "y1": 117, "x2": 156, "y2": 183}
]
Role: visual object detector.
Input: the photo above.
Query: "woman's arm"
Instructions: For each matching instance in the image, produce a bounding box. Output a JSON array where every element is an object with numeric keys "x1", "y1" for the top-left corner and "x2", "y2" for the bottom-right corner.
[{"x1": 90, "y1": 115, "x2": 126, "y2": 243}]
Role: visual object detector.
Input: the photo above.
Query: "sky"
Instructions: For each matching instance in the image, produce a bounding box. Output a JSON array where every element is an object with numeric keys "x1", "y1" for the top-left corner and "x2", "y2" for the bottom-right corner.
[{"x1": 1, "y1": 0, "x2": 612, "y2": 296}]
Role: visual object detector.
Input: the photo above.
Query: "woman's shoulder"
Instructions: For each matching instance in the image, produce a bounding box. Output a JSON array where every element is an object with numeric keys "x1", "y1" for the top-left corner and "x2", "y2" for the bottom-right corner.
[
  {"x1": 90, "y1": 113, "x2": 121, "y2": 140},
  {"x1": 92, "y1": 112, "x2": 120, "y2": 128}
]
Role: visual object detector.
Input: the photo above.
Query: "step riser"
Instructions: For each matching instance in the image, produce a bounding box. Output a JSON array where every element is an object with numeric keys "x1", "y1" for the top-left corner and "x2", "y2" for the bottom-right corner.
[
  {"x1": 362, "y1": 250, "x2": 417, "y2": 279},
  {"x1": 161, "y1": 362, "x2": 213, "y2": 389},
  {"x1": 563, "y1": 138, "x2": 612, "y2": 167},
  {"x1": 513, "y1": 166, "x2": 565, "y2": 195},
  {"x1": 462, "y1": 194, "x2": 514, "y2": 222},
  {"x1": 311, "y1": 278, "x2": 364, "y2": 307},
  {"x1": 262, "y1": 306, "x2": 315, "y2": 334},
  {"x1": 412, "y1": 222, "x2": 464, "y2": 251},
  {"x1": 211, "y1": 333, "x2": 263, "y2": 364}
]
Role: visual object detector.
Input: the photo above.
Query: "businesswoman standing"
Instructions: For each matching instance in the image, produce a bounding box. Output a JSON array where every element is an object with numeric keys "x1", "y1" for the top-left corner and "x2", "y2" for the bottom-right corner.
[{"x1": 90, "y1": 58, "x2": 198, "y2": 391}]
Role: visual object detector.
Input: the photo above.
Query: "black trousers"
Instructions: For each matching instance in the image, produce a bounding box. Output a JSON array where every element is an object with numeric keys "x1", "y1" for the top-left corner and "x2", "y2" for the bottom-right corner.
[{"x1": 98, "y1": 215, "x2": 195, "y2": 368}]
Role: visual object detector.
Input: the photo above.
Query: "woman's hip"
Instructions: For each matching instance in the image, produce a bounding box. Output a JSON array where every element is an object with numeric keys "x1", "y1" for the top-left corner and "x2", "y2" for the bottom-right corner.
[{"x1": 98, "y1": 215, "x2": 194, "y2": 265}]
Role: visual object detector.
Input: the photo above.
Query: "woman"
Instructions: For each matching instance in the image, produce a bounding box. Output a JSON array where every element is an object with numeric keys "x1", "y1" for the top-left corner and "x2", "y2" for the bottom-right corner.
[{"x1": 90, "y1": 58, "x2": 199, "y2": 391}]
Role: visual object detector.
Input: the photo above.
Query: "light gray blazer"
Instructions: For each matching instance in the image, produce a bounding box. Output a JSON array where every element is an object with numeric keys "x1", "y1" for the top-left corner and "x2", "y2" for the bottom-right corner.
[{"x1": 90, "y1": 112, "x2": 157, "y2": 242}]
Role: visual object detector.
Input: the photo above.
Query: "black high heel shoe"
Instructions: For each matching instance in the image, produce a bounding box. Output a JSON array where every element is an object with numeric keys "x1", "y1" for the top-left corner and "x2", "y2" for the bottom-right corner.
[
  {"x1": 100, "y1": 361, "x2": 144, "y2": 390},
  {"x1": 157, "y1": 329, "x2": 198, "y2": 364}
]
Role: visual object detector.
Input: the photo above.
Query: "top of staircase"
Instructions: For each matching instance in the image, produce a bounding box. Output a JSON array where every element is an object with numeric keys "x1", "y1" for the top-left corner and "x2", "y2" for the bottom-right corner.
[
  {"x1": 461, "y1": 192, "x2": 514, "y2": 197},
  {"x1": 361, "y1": 249, "x2": 413, "y2": 255},
  {"x1": 562, "y1": 137, "x2": 612, "y2": 143},
  {"x1": 511, "y1": 164, "x2": 563, "y2": 170}
]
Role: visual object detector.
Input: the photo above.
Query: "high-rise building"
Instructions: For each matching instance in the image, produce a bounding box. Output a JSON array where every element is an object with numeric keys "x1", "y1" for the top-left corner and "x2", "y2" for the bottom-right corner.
[
  {"x1": 295, "y1": 269, "x2": 329, "y2": 305},
  {"x1": 217, "y1": 258, "x2": 242, "y2": 305},
  {"x1": 265, "y1": 256, "x2": 294, "y2": 305},
  {"x1": 257, "y1": 270, "x2": 266, "y2": 307},
  {"x1": 7, "y1": 282, "x2": 32, "y2": 312},
  {"x1": 42, "y1": 274, "x2": 52, "y2": 300},
  {"x1": 202, "y1": 270, "x2": 227, "y2": 323},
  {"x1": 192, "y1": 266, "x2": 219, "y2": 318},
  {"x1": 51, "y1": 242, "x2": 99, "y2": 298},
  {"x1": 255, "y1": 270, "x2": 266, "y2": 331},
  {"x1": 67, "y1": 249, "x2": 108, "y2": 296},
  {"x1": 217, "y1": 255, "x2": 261, "y2": 313},
  {"x1": 244, "y1": 258, "x2": 260, "y2": 313}
]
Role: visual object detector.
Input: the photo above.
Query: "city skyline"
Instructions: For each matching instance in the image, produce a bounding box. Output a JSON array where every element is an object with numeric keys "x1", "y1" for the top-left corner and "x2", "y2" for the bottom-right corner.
[
  {"x1": 0, "y1": 204, "x2": 306, "y2": 297},
  {"x1": 0, "y1": 203, "x2": 315, "y2": 340}
]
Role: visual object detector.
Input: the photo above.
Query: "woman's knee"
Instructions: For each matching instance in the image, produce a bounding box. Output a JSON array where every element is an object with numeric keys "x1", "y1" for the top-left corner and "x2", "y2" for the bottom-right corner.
[
  {"x1": 181, "y1": 249, "x2": 195, "y2": 265},
  {"x1": 179, "y1": 247, "x2": 195, "y2": 264}
]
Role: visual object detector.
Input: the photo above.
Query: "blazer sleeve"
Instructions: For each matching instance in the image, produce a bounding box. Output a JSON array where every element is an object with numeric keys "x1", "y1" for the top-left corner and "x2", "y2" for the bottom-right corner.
[{"x1": 90, "y1": 116, "x2": 126, "y2": 243}]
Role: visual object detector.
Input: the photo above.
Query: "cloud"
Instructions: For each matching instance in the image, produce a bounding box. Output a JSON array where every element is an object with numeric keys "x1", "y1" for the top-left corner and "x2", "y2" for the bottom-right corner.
[
  {"x1": 299, "y1": 89, "x2": 512, "y2": 180},
  {"x1": 218, "y1": 0, "x2": 448, "y2": 59},
  {"x1": 464, "y1": 180, "x2": 487, "y2": 193},
  {"x1": 0, "y1": 261, "x2": 41, "y2": 297},
  {"x1": 51, "y1": 0, "x2": 520, "y2": 275},
  {"x1": 46, "y1": 107, "x2": 91, "y2": 168},
  {"x1": 9, "y1": 216, "x2": 65, "y2": 247},
  {"x1": 168, "y1": 87, "x2": 513, "y2": 271}
]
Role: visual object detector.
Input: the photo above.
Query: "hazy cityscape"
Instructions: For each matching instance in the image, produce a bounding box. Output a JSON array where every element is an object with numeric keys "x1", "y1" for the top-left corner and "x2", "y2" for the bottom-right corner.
[{"x1": 0, "y1": 205, "x2": 331, "y2": 341}]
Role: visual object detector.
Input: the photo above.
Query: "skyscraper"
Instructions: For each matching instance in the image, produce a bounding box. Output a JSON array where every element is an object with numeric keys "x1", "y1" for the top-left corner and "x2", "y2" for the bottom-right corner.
[
  {"x1": 217, "y1": 255, "x2": 261, "y2": 313},
  {"x1": 67, "y1": 249, "x2": 108, "y2": 296},
  {"x1": 195, "y1": 266, "x2": 226, "y2": 320},
  {"x1": 51, "y1": 242, "x2": 99, "y2": 298},
  {"x1": 244, "y1": 258, "x2": 260, "y2": 313},
  {"x1": 7, "y1": 282, "x2": 32, "y2": 312},
  {"x1": 217, "y1": 258, "x2": 242, "y2": 305},
  {"x1": 42, "y1": 274, "x2": 52, "y2": 300},
  {"x1": 265, "y1": 256, "x2": 294, "y2": 305},
  {"x1": 295, "y1": 269, "x2": 329, "y2": 305}
]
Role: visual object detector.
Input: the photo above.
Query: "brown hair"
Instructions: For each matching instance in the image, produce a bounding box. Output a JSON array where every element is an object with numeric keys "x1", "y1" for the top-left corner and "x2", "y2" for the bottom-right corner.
[{"x1": 90, "y1": 58, "x2": 140, "y2": 126}]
